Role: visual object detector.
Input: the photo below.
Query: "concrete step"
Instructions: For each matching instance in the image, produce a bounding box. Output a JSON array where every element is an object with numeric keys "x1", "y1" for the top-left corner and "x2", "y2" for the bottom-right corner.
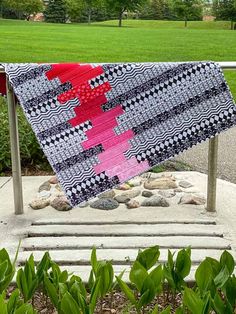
[
  {"x1": 22, "y1": 235, "x2": 231, "y2": 251},
  {"x1": 18, "y1": 248, "x2": 235, "y2": 266},
  {"x1": 26, "y1": 223, "x2": 224, "y2": 237},
  {"x1": 32, "y1": 218, "x2": 216, "y2": 226}
]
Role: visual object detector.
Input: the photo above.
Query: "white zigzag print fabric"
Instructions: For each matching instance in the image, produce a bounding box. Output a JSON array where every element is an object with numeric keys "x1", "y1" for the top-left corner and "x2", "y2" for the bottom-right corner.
[{"x1": 2, "y1": 62, "x2": 236, "y2": 207}]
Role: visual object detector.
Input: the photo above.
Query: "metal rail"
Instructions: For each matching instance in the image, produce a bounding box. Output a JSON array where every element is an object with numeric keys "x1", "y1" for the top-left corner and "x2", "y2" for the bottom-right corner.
[{"x1": 1, "y1": 62, "x2": 236, "y2": 214}]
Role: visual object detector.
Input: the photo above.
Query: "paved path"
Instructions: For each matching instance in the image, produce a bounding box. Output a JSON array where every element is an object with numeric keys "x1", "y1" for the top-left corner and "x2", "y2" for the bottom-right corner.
[{"x1": 176, "y1": 127, "x2": 236, "y2": 183}]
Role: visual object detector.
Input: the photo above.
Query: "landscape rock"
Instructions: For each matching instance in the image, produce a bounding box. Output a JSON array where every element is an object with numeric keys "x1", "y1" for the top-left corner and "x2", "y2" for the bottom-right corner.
[
  {"x1": 179, "y1": 194, "x2": 206, "y2": 205},
  {"x1": 142, "y1": 190, "x2": 154, "y2": 198},
  {"x1": 48, "y1": 176, "x2": 58, "y2": 184},
  {"x1": 144, "y1": 177, "x2": 178, "y2": 190},
  {"x1": 116, "y1": 183, "x2": 131, "y2": 191},
  {"x1": 90, "y1": 198, "x2": 119, "y2": 210},
  {"x1": 50, "y1": 196, "x2": 72, "y2": 211},
  {"x1": 121, "y1": 189, "x2": 141, "y2": 199},
  {"x1": 38, "y1": 181, "x2": 51, "y2": 192},
  {"x1": 174, "y1": 188, "x2": 183, "y2": 193},
  {"x1": 179, "y1": 180, "x2": 193, "y2": 188},
  {"x1": 79, "y1": 201, "x2": 89, "y2": 208},
  {"x1": 55, "y1": 184, "x2": 62, "y2": 192},
  {"x1": 37, "y1": 190, "x2": 51, "y2": 199},
  {"x1": 141, "y1": 195, "x2": 170, "y2": 207},
  {"x1": 126, "y1": 200, "x2": 140, "y2": 209},
  {"x1": 98, "y1": 190, "x2": 115, "y2": 199},
  {"x1": 29, "y1": 198, "x2": 50, "y2": 210},
  {"x1": 158, "y1": 190, "x2": 176, "y2": 198},
  {"x1": 114, "y1": 195, "x2": 130, "y2": 203},
  {"x1": 128, "y1": 177, "x2": 142, "y2": 187}
]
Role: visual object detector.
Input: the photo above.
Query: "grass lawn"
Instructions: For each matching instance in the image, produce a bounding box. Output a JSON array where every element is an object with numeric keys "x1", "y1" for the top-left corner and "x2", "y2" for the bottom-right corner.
[{"x1": 0, "y1": 18, "x2": 235, "y2": 98}]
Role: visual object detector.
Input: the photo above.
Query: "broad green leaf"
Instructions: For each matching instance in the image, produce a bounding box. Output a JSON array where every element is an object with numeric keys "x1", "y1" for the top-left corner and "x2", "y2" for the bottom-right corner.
[
  {"x1": 175, "y1": 307, "x2": 184, "y2": 314},
  {"x1": 149, "y1": 265, "x2": 163, "y2": 293},
  {"x1": 0, "y1": 294, "x2": 7, "y2": 314},
  {"x1": 136, "y1": 246, "x2": 160, "y2": 270},
  {"x1": 137, "y1": 288, "x2": 151, "y2": 310},
  {"x1": 149, "y1": 304, "x2": 158, "y2": 314},
  {"x1": 176, "y1": 249, "x2": 191, "y2": 278},
  {"x1": 160, "y1": 305, "x2": 171, "y2": 314},
  {"x1": 141, "y1": 276, "x2": 156, "y2": 304},
  {"x1": 167, "y1": 250, "x2": 174, "y2": 270},
  {"x1": 7, "y1": 288, "x2": 20, "y2": 313},
  {"x1": 220, "y1": 251, "x2": 235, "y2": 275},
  {"x1": 212, "y1": 291, "x2": 226, "y2": 314},
  {"x1": 36, "y1": 252, "x2": 51, "y2": 283},
  {"x1": 16, "y1": 269, "x2": 28, "y2": 302},
  {"x1": 195, "y1": 259, "x2": 213, "y2": 294},
  {"x1": 88, "y1": 270, "x2": 94, "y2": 291},
  {"x1": 97, "y1": 263, "x2": 113, "y2": 297},
  {"x1": 183, "y1": 287, "x2": 204, "y2": 314},
  {"x1": 225, "y1": 275, "x2": 236, "y2": 307},
  {"x1": 15, "y1": 303, "x2": 36, "y2": 314},
  {"x1": 130, "y1": 261, "x2": 148, "y2": 291},
  {"x1": 116, "y1": 276, "x2": 136, "y2": 306},
  {"x1": 214, "y1": 265, "x2": 230, "y2": 288},
  {"x1": 59, "y1": 270, "x2": 69, "y2": 283},
  {"x1": 61, "y1": 291, "x2": 81, "y2": 314},
  {"x1": 205, "y1": 257, "x2": 221, "y2": 278},
  {"x1": 163, "y1": 265, "x2": 175, "y2": 289},
  {"x1": 89, "y1": 277, "x2": 101, "y2": 314},
  {"x1": 43, "y1": 273, "x2": 59, "y2": 308}
]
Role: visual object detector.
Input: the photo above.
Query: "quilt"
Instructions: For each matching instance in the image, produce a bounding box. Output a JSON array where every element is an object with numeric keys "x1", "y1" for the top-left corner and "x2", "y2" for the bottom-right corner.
[{"x1": 1, "y1": 62, "x2": 236, "y2": 207}]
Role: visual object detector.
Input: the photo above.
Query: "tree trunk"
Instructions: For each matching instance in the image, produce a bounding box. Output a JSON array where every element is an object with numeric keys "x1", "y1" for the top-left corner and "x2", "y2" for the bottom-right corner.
[
  {"x1": 88, "y1": 9, "x2": 91, "y2": 25},
  {"x1": 184, "y1": 17, "x2": 187, "y2": 28},
  {"x1": 118, "y1": 11, "x2": 123, "y2": 27}
]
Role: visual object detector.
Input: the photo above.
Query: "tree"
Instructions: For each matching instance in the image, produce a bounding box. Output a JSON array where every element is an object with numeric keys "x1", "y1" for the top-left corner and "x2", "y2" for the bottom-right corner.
[
  {"x1": 106, "y1": 0, "x2": 147, "y2": 27},
  {"x1": 172, "y1": 0, "x2": 203, "y2": 27},
  {"x1": 44, "y1": 0, "x2": 67, "y2": 23},
  {"x1": 2, "y1": 0, "x2": 43, "y2": 19},
  {"x1": 213, "y1": 0, "x2": 236, "y2": 29}
]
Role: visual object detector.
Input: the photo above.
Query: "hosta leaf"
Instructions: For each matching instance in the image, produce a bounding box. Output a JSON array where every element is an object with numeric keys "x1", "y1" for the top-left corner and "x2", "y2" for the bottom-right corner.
[
  {"x1": 220, "y1": 251, "x2": 235, "y2": 275},
  {"x1": 136, "y1": 246, "x2": 160, "y2": 270},
  {"x1": 61, "y1": 291, "x2": 81, "y2": 314},
  {"x1": 130, "y1": 261, "x2": 148, "y2": 291},
  {"x1": 183, "y1": 287, "x2": 204, "y2": 314}
]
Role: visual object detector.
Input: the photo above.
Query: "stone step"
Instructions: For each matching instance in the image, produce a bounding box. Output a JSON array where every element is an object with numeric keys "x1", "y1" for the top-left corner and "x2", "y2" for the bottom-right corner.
[
  {"x1": 22, "y1": 235, "x2": 231, "y2": 251},
  {"x1": 32, "y1": 218, "x2": 216, "y2": 226},
  {"x1": 26, "y1": 223, "x2": 223, "y2": 237},
  {"x1": 18, "y1": 248, "x2": 235, "y2": 266}
]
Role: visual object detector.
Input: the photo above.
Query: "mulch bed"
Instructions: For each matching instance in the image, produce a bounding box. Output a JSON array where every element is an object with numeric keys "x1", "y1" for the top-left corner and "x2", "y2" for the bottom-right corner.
[{"x1": 8, "y1": 286, "x2": 182, "y2": 313}]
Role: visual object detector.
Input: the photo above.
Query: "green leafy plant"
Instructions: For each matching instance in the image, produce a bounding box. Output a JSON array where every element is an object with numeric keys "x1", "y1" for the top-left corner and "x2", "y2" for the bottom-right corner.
[{"x1": 117, "y1": 246, "x2": 163, "y2": 313}]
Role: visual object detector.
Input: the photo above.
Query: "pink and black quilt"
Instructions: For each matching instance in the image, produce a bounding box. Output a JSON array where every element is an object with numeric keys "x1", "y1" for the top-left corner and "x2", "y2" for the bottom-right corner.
[{"x1": 1, "y1": 62, "x2": 236, "y2": 207}]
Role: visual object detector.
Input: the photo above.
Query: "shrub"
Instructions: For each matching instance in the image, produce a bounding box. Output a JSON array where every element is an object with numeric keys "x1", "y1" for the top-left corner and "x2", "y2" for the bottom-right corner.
[
  {"x1": 0, "y1": 245, "x2": 235, "y2": 313},
  {"x1": 0, "y1": 97, "x2": 50, "y2": 174}
]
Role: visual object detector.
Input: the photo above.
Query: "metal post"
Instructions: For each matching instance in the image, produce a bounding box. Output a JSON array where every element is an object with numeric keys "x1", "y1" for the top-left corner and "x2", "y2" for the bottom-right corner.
[
  {"x1": 6, "y1": 78, "x2": 24, "y2": 215},
  {"x1": 206, "y1": 136, "x2": 219, "y2": 212}
]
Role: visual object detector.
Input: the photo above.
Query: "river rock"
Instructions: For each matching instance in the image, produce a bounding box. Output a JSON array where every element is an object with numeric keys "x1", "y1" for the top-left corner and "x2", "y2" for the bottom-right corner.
[
  {"x1": 116, "y1": 183, "x2": 131, "y2": 191},
  {"x1": 38, "y1": 181, "x2": 51, "y2": 192},
  {"x1": 29, "y1": 198, "x2": 50, "y2": 210},
  {"x1": 174, "y1": 188, "x2": 183, "y2": 193},
  {"x1": 144, "y1": 177, "x2": 178, "y2": 190},
  {"x1": 121, "y1": 189, "x2": 141, "y2": 199},
  {"x1": 158, "y1": 190, "x2": 176, "y2": 198},
  {"x1": 126, "y1": 200, "x2": 140, "y2": 209},
  {"x1": 142, "y1": 190, "x2": 154, "y2": 198},
  {"x1": 50, "y1": 196, "x2": 72, "y2": 211},
  {"x1": 79, "y1": 201, "x2": 89, "y2": 208},
  {"x1": 98, "y1": 190, "x2": 115, "y2": 199},
  {"x1": 90, "y1": 198, "x2": 119, "y2": 210},
  {"x1": 37, "y1": 190, "x2": 51, "y2": 199},
  {"x1": 55, "y1": 184, "x2": 62, "y2": 192},
  {"x1": 141, "y1": 195, "x2": 170, "y2": 207},
  {"x1": 128, "y1": 177, "x2": 142, "y2": 187},
  {"x1": 179, "y1": 194, "x2": 206, "y2": 205},
  {"x1": 114, "y1": 195, "x2": 130, "y2": 203},
  {"x1": 48, "y1": 176, "x2": 58, "y2": 184},
  {"x1": 179, "y1": 180, "x2": 193, "y2": 188}
]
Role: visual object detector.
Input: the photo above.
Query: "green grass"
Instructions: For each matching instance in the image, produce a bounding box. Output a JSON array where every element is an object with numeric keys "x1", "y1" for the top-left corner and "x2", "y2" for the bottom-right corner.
[{"x1": 0, "y1": 18, "x2": 235, "y2": 98}]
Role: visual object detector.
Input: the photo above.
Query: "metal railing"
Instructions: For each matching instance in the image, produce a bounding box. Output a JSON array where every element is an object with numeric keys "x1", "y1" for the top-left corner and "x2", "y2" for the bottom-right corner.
[{"x1": 0, "y1": 62, "x2": 235, "y2": 214}]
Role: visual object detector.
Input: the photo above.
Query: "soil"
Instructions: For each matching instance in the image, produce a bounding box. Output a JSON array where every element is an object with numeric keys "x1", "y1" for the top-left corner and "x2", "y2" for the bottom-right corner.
[{"x1": 8, "y1": 287, "x2": 183, "y2": 313}]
